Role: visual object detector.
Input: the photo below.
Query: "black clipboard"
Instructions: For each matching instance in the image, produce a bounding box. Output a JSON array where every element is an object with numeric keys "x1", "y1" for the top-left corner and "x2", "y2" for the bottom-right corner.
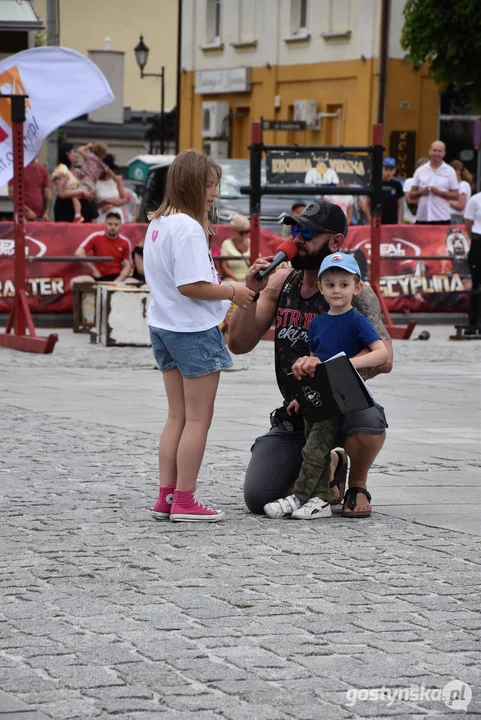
[{"x1": 285, "y1": 355, "x2": 374, "y2": 422}]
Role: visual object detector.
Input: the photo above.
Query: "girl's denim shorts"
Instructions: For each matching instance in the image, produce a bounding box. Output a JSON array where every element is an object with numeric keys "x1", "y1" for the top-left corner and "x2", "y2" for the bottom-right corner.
[{"x1": 149, "y1": 325, "x2": 233, "y2": 378}]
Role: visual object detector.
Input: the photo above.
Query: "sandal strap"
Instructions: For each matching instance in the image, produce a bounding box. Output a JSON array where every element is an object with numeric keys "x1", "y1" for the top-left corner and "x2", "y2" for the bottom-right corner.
[
  {"x1": 329, "y1": 450, "x2": 348, "y2": 489},
  {"x1": 344, "y1": 486, "x2": 371, "y2": 510}
]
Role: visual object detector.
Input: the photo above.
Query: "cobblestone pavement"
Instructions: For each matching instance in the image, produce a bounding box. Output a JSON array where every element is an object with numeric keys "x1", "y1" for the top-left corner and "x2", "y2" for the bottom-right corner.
[{"x1": 0, "y1": 326, "x2": 480, "y2": 719}]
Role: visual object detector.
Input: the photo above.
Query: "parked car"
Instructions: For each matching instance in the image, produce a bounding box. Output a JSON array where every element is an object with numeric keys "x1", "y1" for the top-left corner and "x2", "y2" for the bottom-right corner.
[{"x1": 137, "y1": 158, "x2": 312, "y2": 231}]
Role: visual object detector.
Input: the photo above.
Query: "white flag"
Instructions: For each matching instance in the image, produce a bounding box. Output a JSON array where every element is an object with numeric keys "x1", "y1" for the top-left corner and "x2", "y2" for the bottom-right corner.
[{"x1": 0, "y1": 46, "x2": 115, "y2": 186}]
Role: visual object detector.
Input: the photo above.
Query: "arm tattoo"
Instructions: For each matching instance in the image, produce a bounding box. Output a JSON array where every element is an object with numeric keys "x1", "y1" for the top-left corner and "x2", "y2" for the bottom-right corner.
[{"x1": 353, "y1": 285, "x2": 393, "y2": 379}]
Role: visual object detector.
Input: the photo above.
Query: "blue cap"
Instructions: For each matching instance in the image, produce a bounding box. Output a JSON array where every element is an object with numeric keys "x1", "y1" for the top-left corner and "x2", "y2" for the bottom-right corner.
[
  {"x1": 318, "y1": 252, "x2": 361, "y2": 278},
  {"x1": 383, "y1": 156, "x2": 396, "y2": 168}
]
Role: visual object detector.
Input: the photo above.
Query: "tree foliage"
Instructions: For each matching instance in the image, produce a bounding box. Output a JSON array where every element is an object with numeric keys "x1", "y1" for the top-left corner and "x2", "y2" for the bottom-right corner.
[{"x1": 401, "y1": 0, "x2": 481, "y2": 105}]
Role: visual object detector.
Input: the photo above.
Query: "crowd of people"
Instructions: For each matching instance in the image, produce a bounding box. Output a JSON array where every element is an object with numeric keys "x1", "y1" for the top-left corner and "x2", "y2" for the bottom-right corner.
[
  {"x1": 297, "y1": 140, "x2": 476, "y2": 230},
  {"x1": 7, "y1": 137, "x2": 479, "y2": 335},
  {"x1": 8, "y1": 142, "x2": 139, "y2": 225}
]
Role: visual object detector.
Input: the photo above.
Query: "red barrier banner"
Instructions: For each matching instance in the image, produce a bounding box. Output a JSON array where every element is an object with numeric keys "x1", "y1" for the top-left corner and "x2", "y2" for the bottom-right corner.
[
  {"x1": 0, "y1": 222, "x2": 282, "y2": 314},
  {"x1": 342, "y1": 225, "x2": 470, "y2": 313},
  {"x1": 0, "y1": 222, "x2": 470, "y2": 314}
]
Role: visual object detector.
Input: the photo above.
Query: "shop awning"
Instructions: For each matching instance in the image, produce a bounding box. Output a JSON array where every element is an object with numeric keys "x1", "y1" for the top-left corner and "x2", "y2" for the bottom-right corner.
[{"x1": 0, "y1": 0, "x2": 44, "y2": 31}]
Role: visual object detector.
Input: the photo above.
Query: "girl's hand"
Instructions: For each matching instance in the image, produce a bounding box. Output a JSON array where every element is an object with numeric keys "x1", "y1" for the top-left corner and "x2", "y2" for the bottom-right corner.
[
  {"x1": 231, "y1": 284, "x2": 256, "y2": 309},
  {"x1": 291, "y1": 356, "x2": 321, "y2": 380},
  {"x1": 286, "y1": 399, "x2": 300, "y2": 415},
  {"x1": 245, "y1": 257, "x2": 273, "y2": 293}
]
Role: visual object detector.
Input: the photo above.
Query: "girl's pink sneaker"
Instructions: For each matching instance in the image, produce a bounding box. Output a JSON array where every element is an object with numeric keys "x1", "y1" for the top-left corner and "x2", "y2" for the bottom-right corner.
[
  {"x1": 170, "y1": 490, "x2": 225, "y2": 523},
  {"x1": 151, "y1": 485, "x2": 175, "y2": 520}
]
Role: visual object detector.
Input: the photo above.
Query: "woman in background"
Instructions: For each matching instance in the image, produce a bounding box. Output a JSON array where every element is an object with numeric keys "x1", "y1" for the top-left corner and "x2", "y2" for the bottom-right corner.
[
  {"x1": 93, "y1": 153, "x2": 129, "y2": 223},
  {"x1": 52, "y1": 143, "x2": 98, "y2": 222},
  {"x1": 449, "y1": 160, "x2": 473, "y2": 224}
]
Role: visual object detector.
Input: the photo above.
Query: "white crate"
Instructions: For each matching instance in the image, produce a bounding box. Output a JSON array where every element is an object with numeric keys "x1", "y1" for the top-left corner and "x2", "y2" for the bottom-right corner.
[{"x1": 94, "y1": 284, "x2": 151, "y2": 347}]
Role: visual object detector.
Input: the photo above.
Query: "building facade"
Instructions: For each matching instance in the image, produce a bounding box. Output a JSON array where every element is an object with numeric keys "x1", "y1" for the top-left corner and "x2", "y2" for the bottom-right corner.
[
  {"x1": 180, "y1": 0, "x2": 440, "y2": 176},
  {"x1": 30, "y1": 0, "x2": 179, "y2": 165}
]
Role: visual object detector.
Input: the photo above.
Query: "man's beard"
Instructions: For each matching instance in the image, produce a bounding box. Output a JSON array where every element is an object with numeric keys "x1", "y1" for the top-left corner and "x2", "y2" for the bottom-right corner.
[{"x1": 291, "y1": 243, "x2": 332, "y2": 270}]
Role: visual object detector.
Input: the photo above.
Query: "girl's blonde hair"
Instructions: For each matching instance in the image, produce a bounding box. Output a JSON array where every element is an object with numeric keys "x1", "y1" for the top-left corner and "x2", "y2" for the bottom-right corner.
[
  {"x1": 91, "y1": 143, "x2": 108, "y2": 159},
  {"x1": 450, "y1": 159, "x2": 474, "y2": 188},
  {"x1": 148, "y1": 150, "x2": 221, "y2": 236}
]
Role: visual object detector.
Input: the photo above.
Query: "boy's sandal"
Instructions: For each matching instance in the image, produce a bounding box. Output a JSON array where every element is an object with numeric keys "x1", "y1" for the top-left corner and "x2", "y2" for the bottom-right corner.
[
  {"x1": 329, "y1": 449, "x2": 348, "y2": 506},
  {"x1": 341, "y1": 487, "x2": 372, "y2": 518}
]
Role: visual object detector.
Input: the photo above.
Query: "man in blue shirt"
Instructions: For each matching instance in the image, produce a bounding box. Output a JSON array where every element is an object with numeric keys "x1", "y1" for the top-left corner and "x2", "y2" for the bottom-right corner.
[{"x1": 264, "y1": 253, "x2": 388, "y2": 520}]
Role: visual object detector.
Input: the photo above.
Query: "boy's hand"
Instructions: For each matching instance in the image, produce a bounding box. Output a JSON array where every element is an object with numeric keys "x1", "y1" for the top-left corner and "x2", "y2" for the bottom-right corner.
[
  {"x1": 286, "y1": 399, "x2": 300, "y2": 415},
  {"x1": 291, "y1": 356, "x2": 321, "y2": 379}
]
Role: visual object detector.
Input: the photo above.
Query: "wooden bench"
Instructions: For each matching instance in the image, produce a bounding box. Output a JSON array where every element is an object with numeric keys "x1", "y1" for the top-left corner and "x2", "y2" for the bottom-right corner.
[{"x1": 72, "y1": 282, "x2": 97, "y2": 333}]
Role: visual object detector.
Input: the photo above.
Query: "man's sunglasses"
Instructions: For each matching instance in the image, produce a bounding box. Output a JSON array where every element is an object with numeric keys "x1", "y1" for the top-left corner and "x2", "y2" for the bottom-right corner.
[
  {"x1": 236, "y1": 230, "x2": 249, "y2": 236},
  {"x1": 291, "y1": 225, "x2": 313, "y2": 240},
  {"x1": 291, "y1": 225, "x2": 334, "y2": 240}
]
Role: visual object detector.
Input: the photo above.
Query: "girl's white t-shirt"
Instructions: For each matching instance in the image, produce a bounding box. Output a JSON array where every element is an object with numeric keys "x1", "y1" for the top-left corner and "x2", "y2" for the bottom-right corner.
[{"x1": 144, "y1": 213, "x2": 230, "y2": 332}]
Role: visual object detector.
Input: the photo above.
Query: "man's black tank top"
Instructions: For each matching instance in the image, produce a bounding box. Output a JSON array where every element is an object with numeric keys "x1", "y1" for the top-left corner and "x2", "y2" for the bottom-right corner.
[{"x1": 274, "y1": 269, "x2": 329, "y2": 403}]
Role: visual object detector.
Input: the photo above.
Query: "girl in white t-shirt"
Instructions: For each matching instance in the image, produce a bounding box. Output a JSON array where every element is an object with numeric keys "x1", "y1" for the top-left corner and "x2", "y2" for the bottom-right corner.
[{"x1": 144, "y1": 150, "x2": 255, "y2": 523}]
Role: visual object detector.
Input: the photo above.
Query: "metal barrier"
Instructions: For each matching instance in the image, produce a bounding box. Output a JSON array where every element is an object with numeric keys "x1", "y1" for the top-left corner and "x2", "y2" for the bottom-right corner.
[{"x1": 241, "y1": 122, "x2": 415, "y2": 340}]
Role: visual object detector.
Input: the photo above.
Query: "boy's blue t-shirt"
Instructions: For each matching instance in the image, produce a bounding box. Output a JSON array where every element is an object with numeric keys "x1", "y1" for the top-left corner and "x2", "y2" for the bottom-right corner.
[{"x1": 308, "y1": 307, "x2": 380, "y2": 361}]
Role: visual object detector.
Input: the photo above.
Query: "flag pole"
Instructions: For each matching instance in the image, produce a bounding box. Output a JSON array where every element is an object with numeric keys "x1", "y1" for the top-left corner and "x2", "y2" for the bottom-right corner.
[{"x1": 0, "y1": 94, "x2": 57, "y2": 353}]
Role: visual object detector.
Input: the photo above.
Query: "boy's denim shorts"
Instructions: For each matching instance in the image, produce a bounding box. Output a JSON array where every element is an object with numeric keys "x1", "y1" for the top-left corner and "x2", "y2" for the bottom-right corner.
[{"x1": 149, "y1": 325, "x2": 233, "y2": 378}]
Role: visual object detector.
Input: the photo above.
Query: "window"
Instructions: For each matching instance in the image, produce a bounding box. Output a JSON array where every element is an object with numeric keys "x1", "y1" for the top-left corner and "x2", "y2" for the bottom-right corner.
[
  {"x1": 322, "y1": 0, "x2": 352, "y2": 40},
  {"x1": 239, "y1": 0, "x2": 256, "y2": 43},
  {"x1": 206, "y1": 0, "x2": 222, "y2": 45},
  {"x1": 300, "y1": 0, "x2": 307, "y2": 30},
  {"x1": 290, "y1": 0, "x2": 308, "y2": 35}
]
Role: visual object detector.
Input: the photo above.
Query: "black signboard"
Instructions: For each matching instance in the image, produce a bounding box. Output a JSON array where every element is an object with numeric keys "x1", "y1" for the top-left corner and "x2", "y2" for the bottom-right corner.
[
  {"x1": 266, "y1": 150, "x2": 371, "y2": 186},
  {"x1": 389, "y1": 130, "x2": 416, "y2": 179},
  {"x1": 262, "y1": 120, "x2": 307, "y2": 131}
]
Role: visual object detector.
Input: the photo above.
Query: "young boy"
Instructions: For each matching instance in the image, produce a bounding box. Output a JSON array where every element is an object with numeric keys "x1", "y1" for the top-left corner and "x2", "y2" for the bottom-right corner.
[{"x1": 264, "y1": 252, "x2": 388, "y2": 520}]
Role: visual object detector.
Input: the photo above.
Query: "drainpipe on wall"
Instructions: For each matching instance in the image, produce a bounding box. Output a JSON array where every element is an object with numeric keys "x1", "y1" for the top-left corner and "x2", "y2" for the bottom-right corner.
[{"x1": 377, "y1": 0, "x2": 390, "y2": 137}]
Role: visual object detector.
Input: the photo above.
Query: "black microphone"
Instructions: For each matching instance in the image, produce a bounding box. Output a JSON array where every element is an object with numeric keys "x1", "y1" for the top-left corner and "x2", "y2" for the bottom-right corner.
[{"x1": 254, "y1": 241, "x2": 298, "y2": 280}]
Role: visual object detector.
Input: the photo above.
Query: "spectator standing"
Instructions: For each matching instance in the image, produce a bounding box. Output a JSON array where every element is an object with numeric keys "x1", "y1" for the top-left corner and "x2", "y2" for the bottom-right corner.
[
  {"x1": 52, "y1": 143, "x2": 98, "y2": 223},
  {"x1": 463, "y1": 191, "x2": 481, "y2": 334},
  {"x1": 449, "y1": 160, "x2": 473, "y2": 224},
  {"x1": 402, "y1": 157, "x2": 428, "y2": 223},
  {"x1": 70, "y1": 210, "x2": 132, "y2": 286},
  {"x1": 8, "y1": 156, "x2": 52, "y2": 221},
  {"x1": 410, "y1": 141, "x2": 459, "y2": 224},
  {"x1": 94, "y1": 154, "x2": 129, "y2": 223},
  {"x1": 219, "y1": 215, "x2": 251, "y2": 282},
  {"x1": 359, "y1": 158, "x2": 403, "y2": 225}
]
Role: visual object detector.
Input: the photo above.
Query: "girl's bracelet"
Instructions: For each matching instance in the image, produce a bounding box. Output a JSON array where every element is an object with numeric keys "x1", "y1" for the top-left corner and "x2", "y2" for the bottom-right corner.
[{"x1": 229, "y1": 284, "x2": 236, "y2": 301}]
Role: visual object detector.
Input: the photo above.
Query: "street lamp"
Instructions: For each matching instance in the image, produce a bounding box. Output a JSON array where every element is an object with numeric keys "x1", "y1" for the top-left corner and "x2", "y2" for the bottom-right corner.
[{"x1": 134, "y1": 34, "x2": 165, "y2": 154}]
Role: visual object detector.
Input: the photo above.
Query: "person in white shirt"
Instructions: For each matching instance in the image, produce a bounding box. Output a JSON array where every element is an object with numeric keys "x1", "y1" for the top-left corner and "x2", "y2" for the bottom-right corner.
[
  {"x1": 449, "y1": 160, "x2": 473, "y2": 224},
  {"x1": 463, "y1": 192, "x2": 481, "y2": 334},
  {"x1": 304, "y1": 160, "x2": 339, "y2": 186},
  {"x1": 144, "y1": 150, "x2": 255, "y2": 523},
  {"x1": 402, "y1": 157, "x2": 428, "y2": 223},
  {"x1": 410, "y1": 141, "x2": 459, "y2": 224}
]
